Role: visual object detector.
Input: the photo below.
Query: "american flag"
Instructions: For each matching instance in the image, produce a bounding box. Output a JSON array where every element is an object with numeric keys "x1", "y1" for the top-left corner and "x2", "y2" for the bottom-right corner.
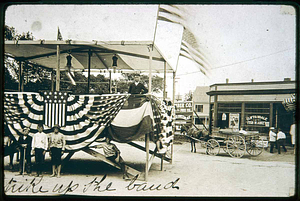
[
  {"x1": 157, "y1": 4, "x2": 212, "y2": 76},
  {"x1": 43, "y1": 91, "x2": 68, "y2": 128}
]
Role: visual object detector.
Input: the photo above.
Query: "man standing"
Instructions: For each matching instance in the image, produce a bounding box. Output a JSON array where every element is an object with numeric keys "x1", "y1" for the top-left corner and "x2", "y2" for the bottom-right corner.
[
  {"x1": 128, "y1": 74, "x2": 148, "y2": 94},
  {"x1": 269, "y1": 127, "x2": 277, "y2": 153},
  {"x1": 290, "y1": 123, "x2": 296, "y2": 154},
  {"x1": 277, "y1": 128, "x2": 287, "y2": 154},
  {"x1": 32, "y1": 123, "x2": 48, "y2": 177},
  {"x1": 17, "y1": 127, "x2": 32, "y2": 176},
  {"x1": 49, "y1": 124, "x2": 66, "y2": 178}
]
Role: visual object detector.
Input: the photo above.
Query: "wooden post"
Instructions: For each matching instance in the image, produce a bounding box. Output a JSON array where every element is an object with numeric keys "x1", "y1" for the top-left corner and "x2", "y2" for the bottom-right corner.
[
  {"x1": 163, "y1": 61, "x2": 167, "y2": 99},
  {"x1": 18, "y1": 61, "x2": 24, "y2": 92},
  {"x1": 87, "y1": 49, "x2": 91, "y2": 93},
  {"x1": 213, "y1": 96, "x2": 218, "y2": 128},
  {"x1": 269, "y1": 103, "x2": 273, "y2": 127},
  {"x1": 145, "y1": 133, "x2": 150, "y2": 181},
  {"x1": 241, "y1": 103, "x2": 245, "y2": 129},
  {"x1": 161, "y1": 155, "x2": 164, "y2": 171},
  {"x1": 56, "y1": 45, "x2": 60, "y2": 91},
  {"x1": 109, "y1": 70, "x2": 112, "y2": 94},
  {"x1": 172, "y1": 71, "x2": 176, "y2": 105},
  {"x1": 148, "y1": 45, "x2": 152, "y2": 93},
  {"x1": 51, "y1": 70, "x2": 54, "y2": 91}
]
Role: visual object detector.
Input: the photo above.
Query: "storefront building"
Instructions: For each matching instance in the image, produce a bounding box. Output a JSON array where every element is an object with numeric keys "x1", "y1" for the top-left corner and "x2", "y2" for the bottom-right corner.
[{"x1": 207, "y1": 79, "x2": 296, "y2": 142}]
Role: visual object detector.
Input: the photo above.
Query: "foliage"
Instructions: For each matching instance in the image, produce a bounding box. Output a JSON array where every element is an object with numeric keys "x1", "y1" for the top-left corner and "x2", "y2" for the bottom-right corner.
[
  {"x1": 4, "y1": 25, "x2": 52, "y2": 92},
  {"x1": 185, "y1": 90, "x2": 193, "y2": 101},
  {"x1": 60, "y1": 72, "x2": 110, "y2": 94},
  {"x1": 119, "y1": 73, "x2": 163, "y2": 93}
]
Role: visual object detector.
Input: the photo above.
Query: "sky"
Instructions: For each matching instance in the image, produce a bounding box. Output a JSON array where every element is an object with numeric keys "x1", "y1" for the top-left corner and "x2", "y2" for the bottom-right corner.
[{"x1": 5, "y1": 4, "x2": 296, "y2": 99}]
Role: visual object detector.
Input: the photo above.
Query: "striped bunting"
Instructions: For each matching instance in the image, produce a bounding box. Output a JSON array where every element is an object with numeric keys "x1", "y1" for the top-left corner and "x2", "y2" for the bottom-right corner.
[
  {"x1": 105, "y1": 95, "x2": 171, "y2": 143},
  {"x1": 282, "y1": 94, "x2": 296, "y2": 112},
  {"x1": 4, "y1": 92, "x2": 172, "y2": 150},
  {"x1": 4, "y1": 92, "x2": 129, "y2": 151}
]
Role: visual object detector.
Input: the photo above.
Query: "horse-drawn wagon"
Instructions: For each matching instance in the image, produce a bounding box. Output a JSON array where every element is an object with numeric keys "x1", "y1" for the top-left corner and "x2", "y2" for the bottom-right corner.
[{"x1": 184, "y1": 127, "x2": 264, "y2": 158}]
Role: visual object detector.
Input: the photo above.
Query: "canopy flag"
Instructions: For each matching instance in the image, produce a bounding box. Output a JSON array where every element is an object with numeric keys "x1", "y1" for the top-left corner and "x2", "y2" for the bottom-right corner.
[
  {"x1": 282, "y1": 93, "x2": 296, "y2": 112},
  {"x1": 4, "y1": 92, "x2": 169, "y2": 151},
  {"x1": 4, "y1": 92, "x2": 129, "y2": 151},
  {"x1": 157, "y1": 4, "x2": 212, "y2": 76},
  {"x1": 106, "y1": 95, "x2": 164, "y2": 143},
  {"x1": 57, "y1": 26, "x2": 63, "y2": 41}
]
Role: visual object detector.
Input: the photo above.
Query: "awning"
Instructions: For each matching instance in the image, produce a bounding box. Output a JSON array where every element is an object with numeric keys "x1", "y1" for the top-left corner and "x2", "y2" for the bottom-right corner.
[
  {"x1": 5, "y1": 40, "x2": 174, "y2": 73},
  {"x1": 282, "y1": 93, "x2": 296, "y2": 112}
]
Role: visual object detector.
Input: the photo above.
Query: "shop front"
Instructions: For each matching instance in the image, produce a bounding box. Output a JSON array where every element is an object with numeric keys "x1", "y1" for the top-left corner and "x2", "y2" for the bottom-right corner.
[{"x1": 207, "y1": 80, "x2": 295, "y2": 143}]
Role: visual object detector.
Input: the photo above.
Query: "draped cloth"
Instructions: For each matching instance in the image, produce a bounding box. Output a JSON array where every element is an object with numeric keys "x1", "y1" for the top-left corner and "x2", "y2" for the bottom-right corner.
[{"x1": 4, "y1": 92, "x2": 165, "y2": 151}]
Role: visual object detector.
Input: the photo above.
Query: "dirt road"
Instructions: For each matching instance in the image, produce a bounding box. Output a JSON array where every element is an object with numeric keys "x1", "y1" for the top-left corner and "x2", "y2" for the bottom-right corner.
[{"x1": 3, "y1": 141, "x2": 296, "y2": 197}]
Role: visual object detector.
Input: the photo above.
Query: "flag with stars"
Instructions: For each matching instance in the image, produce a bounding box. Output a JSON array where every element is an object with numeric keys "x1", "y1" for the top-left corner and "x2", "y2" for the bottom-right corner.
[
  {"x1": 4, "y1": 92, "x2": 172, "y2": 150},
  {"x1": 43, "y1": 91, "x2": 68, "y2": 128}
]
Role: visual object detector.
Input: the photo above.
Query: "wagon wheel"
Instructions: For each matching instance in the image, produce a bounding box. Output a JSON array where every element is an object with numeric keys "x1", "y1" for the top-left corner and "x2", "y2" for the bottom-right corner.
[
  {"x1": 206, "y1": 139, "x2": 220, "y2": 156},
  {"x1": 246, "y1": 140, "x2": 263, "y2": 156},
  {"x1": 226, "y1": 135, "x2": 246, "y2": 158}
]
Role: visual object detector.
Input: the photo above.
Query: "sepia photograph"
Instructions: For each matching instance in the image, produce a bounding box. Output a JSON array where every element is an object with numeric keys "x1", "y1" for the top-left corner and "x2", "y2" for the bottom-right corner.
[{"x1": 2, "y1": 3, "x2": 297, "y2": 198}]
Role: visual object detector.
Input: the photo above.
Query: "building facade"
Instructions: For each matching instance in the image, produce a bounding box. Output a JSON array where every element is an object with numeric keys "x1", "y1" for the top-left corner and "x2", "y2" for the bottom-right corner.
[
  {"x1": 193, "y1": 86, "x2": 210, "y2": 129},
  {"x1": 207, "y1": 80, "x2": 296, "y2": 141}
]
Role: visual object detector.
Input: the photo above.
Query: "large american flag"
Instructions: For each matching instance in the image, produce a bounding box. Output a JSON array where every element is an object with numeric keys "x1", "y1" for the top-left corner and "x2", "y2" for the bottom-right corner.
[{"x1": 43, "y1": 91, "x2": 68, "y2": 128}]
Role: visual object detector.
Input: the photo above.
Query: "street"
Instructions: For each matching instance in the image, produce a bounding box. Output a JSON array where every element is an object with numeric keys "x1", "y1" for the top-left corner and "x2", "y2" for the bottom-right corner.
[{"x1": 3, "y1": 141, "x2": 296, "y2": 197}]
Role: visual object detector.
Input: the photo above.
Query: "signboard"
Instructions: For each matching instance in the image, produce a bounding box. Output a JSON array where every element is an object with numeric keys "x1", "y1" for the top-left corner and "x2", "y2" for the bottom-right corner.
[
  {"x1": 229, "y1": 113, "x2": 239, "y2": 129},
  {"x1": 174, "y1": 101, "x2": 193, "y2": 134},
  {"x1": 246, "y1": 115, "x2": 269, "y2": 127}
]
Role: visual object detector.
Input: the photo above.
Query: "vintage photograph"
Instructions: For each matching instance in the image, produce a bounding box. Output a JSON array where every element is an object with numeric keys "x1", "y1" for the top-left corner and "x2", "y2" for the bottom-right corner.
[{"x1": 2, "y1": 4, "x2": 297, "y2": 197}]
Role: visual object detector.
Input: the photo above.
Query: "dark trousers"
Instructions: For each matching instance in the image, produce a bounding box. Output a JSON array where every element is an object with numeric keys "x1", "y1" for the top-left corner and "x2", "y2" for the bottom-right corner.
[
  {"x1": 270, "y1": 141, "x2": 276, "y2": 153},
  {"x1": 277, "y1": 139, "x2": 287, "y2": 154},
  {"x1": 35, "y1": 148, "x2": 45, "y2": 174},
  {"x1": 19, "y1": 148, "x2": 31, "y2": 174}
]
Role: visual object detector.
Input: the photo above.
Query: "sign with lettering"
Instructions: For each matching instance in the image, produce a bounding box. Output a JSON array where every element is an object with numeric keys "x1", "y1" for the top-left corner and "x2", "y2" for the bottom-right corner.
[{"x1": 246, "y1": 115, "x2": 269, "y2": 127}]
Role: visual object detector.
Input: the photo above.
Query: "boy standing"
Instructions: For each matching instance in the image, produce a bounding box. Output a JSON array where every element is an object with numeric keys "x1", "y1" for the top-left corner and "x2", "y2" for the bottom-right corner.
[
  {"x1": 32, "y1": 124, "x2": 48, "y2": 177},
  {"x1": 17, "y1": 127, "x2": 32, "y2": 176},
  {"x1": 49, "y1": 124, "x2": 66, "y2": 178}
]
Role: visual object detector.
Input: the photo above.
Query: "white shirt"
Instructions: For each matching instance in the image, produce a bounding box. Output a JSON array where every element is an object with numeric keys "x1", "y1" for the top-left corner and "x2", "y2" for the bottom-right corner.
[
  {"x1": 277, "y1": 131, "x2": 286, "y2": 140},
  {"x1": 269, "y1": 131, "x2": 277, "y2": 142},
  {"x1": 290, "y1": 124, "x2": 295, "y2": 144},
  {"x1": 32, "y1": 132, "x2": 48, "y2": 150}
]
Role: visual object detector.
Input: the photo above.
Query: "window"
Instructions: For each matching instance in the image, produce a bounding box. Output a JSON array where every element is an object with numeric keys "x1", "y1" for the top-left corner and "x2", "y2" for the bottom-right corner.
[
  {"x1": 195, "y1": 104, "x2": 203, "y2": 113},
  {"x1": 195, "y1": 117, "x2": 205, "y2": 125}
]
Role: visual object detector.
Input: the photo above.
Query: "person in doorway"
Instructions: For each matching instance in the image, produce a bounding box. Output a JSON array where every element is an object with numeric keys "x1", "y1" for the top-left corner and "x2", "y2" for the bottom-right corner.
[
  {"x1": 277, "y1": 128, "x2": 287, "y2": 154},
  {"x1": 48, "y1": 124, "x2": 66, "y2": 178},
  {"x1": 269, "y1": 127, "x2": 277, "y2": 153},
  {"x1": 32, "y1": 123, "x2": 48, "y2": 177},
  {"x1": 16, "y1": 127, "x2": 32, "y2": 176},
  {"x1": 290, "y1": 123, "x2": 296, "y2": 154},
  {"x1": 128, "y1": 74, "x2": 148, "y2": 94},
  {"x1": 94, "y1": 137, "x2": 130, "y2": 180}
]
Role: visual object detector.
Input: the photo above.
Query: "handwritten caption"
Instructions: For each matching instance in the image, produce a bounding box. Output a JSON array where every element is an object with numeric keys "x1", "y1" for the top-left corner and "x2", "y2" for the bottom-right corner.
[{"x1": 5, "y1": 174, "x2": 180, "y2": 194}]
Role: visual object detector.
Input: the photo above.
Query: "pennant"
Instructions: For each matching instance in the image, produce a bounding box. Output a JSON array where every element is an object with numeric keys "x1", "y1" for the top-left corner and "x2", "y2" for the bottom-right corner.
[{"x1": 57, "y1": 27, "x2": 63, "y2": 41}]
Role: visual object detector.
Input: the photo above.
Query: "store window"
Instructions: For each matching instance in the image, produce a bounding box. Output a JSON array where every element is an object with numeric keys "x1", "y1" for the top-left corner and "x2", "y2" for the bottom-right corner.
[
  {"x1": 245, "y1": 103, "x2": 270, "y2": 133},
  {"x1": 195, "y1": 104, "x2": 203, "y2": 113}
]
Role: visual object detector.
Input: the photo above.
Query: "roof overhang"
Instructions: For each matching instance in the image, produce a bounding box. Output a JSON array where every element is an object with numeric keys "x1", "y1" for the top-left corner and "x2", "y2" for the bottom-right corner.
[{"x1": 5, "y1": 40, "x2": 174, "y2": 73}]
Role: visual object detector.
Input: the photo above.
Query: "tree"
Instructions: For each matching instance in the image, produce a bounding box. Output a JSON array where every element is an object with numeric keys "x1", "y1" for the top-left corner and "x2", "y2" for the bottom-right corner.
[
  {"x1": 185, "y1": 90, "x2": 193, "y2": 101},
  {"x1": 4, "y1": 25, "x2": 52, "y2": 92},
  {"x1": 118, "y1": 73, "x2": 163, "y2": 93}
]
